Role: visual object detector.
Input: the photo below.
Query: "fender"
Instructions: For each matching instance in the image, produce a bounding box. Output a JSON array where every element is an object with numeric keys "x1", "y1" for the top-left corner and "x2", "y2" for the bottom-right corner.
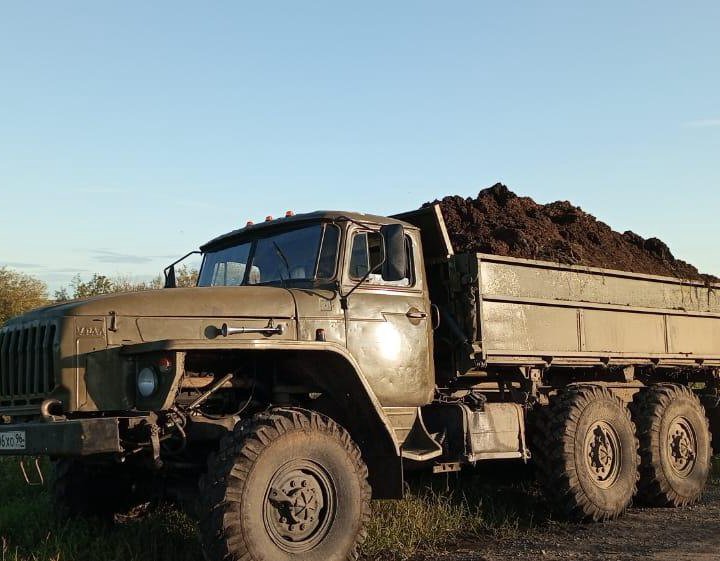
[{"x1": 122, "y1": 338, "x2": 405, "y2": 498}]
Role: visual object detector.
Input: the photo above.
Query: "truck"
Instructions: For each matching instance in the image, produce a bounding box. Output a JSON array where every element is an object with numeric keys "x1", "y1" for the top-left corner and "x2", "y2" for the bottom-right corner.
[{"x1": 0, "y1": 205, "x2": 718, "y2": 561}]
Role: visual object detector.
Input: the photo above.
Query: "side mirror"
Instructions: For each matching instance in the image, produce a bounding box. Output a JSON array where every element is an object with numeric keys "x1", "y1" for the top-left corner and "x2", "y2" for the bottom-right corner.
[
  {"x1": 380, "y1": 224, "x2": 407, "y2": 282},
  {"x1": 164, "y1": 265, "x2": 177, "y2": 288}
]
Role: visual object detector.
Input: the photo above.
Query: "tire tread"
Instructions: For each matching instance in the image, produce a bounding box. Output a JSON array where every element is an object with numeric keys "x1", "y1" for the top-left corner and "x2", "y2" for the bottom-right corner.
[
  {"x1": 198, "y1": 407, "x2": 371, "y2": 561},
  {"x1": 531, "y1": 384, "x2": 640, "y2": 522},
  {"x1": 631, "y1": 383, "x2": 712, "y2": 507}
]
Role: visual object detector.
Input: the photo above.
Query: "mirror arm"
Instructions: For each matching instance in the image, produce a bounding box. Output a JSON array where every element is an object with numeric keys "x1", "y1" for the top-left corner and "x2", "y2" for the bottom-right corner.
[
  {"x1": 163, "y1": 250, "x2": 202, "y2": 288},
  {"x1": 339, "y1": 260, "x2": 385, "y2": 310}
]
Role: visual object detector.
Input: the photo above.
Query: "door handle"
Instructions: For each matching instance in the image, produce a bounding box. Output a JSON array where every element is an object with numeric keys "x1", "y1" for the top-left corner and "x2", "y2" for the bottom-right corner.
[{"x1": 406, "y1": 309, "x2": 428, "y2": 320}]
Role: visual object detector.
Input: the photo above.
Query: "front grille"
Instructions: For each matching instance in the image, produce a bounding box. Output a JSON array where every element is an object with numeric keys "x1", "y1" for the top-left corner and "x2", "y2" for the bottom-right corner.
[{"x1": 0, "y1": 321, "x2": 58, "y2": 405}]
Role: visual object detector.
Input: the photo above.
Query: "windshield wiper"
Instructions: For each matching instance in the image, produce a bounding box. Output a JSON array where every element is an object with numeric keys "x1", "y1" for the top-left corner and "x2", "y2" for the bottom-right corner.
[{"x1": 272, "y1": 241, "x2": 291, "y2": 286}]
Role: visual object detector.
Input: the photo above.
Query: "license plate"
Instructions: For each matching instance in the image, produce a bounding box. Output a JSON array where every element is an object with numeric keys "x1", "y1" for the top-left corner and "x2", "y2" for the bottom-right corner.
[{"x1": 0, "y1": 431, "x2": 26, "y2": 451}]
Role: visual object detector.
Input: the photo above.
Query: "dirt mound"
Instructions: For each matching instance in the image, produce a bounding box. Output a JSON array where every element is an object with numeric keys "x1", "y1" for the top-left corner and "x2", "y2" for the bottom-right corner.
[{"x1": 429, "y1": 183, "x2": 716, "y2": 283}]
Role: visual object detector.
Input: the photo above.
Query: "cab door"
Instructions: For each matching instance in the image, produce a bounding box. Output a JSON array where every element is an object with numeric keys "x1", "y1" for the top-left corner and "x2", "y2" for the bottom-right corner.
[{"x1": 343, "y1": 226, "x2": 434, "y2": 407}]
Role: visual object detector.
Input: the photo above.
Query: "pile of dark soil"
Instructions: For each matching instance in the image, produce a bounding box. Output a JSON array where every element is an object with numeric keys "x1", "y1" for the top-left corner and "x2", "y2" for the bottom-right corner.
[{"x1": 429, "y1": 183, "x2": 716, "y2": 283}]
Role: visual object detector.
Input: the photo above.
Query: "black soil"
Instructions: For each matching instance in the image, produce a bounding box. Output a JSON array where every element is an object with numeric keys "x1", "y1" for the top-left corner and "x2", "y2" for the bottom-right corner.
[{"x1": 429, "y1": 183, "x2": 717, "y2": 282}]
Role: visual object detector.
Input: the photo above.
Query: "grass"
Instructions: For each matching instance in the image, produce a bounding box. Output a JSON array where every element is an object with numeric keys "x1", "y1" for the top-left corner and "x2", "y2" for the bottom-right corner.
[
  {"x1": 0, "y1": 459, "x2": 542, "y2": 561},
  {"x1": 3, "y1": 457, "x2": 719, "y2": 561},
  {"x1": 0, "y1": 458, "x2": 199, "y2": 561},
  {"x1": 363, "y1": 463, "x2": 546, "y2": 560}
]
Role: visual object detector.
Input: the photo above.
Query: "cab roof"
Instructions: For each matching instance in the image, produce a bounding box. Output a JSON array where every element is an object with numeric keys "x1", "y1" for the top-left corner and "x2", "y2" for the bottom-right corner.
[{"x1": 200, "y1": 210, "x2": 416, "y2": 251}]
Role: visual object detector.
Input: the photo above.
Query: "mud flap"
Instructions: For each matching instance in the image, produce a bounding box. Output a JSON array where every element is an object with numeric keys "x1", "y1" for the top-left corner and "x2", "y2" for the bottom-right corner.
[
  {"x1": 367, "y1": 454, "x2": 405, "y2": 499},
  {"x1": 701, "y1": 395, "x2": 720, "y2": 453}
]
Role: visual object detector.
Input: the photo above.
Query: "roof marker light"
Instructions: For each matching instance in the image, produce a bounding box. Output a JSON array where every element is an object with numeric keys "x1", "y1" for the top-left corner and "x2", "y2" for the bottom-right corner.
[
  {"x1": 246, "y1": 221, "x2": 254, "y2": 227},
  {"x1": 285, "y1": 210, "x2": 295, "y2": 217},
  {"x1": 265, "y1": 215, "x2": 273, "y2": 222}
]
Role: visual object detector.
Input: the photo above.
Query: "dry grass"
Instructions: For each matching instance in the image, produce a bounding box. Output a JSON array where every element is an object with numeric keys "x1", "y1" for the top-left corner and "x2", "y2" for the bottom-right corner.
[{"x1": 364, "y1": 463, "x2": 547, "y2": 560}]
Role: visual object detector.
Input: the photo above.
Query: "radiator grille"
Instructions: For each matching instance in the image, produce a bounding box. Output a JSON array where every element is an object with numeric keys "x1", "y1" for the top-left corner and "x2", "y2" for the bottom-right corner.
[{"x1": 0, "y1": 321, "x2": 58, "y2": 405}]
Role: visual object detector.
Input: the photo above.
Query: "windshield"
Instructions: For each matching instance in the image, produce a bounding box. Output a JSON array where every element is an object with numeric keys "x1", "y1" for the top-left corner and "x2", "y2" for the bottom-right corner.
[{"x1": 198, "y1": 223, "x2": 340, "y2": 287}]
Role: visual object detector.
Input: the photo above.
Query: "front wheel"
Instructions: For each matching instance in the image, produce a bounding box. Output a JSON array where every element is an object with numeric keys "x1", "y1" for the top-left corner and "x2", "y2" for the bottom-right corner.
[{"x1": 198, "y1": 408, "x2": 371, "y2": 561}]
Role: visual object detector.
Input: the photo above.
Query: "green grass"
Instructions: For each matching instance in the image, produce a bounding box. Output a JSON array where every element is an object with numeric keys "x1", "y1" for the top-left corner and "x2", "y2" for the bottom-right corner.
[
  {"x1": 0, "y1": 459, "x2": 541, "y2": 561},
  {"x1": 0, "y1": 459, "x2": 199, "y2": 561}
]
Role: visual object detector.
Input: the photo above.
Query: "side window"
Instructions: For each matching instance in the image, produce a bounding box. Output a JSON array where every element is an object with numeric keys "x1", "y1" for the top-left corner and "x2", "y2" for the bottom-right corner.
[
  {"x1": 349, "y1": 231, "x2": 414, "y2": 287},
  {"x1": 316, "y1": 224, "x2": 341, "y2": 279}
]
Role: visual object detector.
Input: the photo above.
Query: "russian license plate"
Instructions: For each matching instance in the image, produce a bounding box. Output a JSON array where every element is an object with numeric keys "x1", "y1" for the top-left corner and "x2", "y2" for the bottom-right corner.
[{"x1": 0, "y1": 430, "x2": 26, "y2": 451}]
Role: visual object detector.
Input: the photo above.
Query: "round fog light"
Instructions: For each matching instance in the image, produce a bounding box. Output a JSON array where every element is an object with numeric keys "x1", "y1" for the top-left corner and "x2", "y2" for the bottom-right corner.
[{"x1": 137, "y1": 367, "x2": 158, "y2": 398}]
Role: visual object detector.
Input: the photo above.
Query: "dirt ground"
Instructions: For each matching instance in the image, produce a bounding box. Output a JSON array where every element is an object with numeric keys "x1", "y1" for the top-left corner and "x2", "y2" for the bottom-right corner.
[{"x1": 434, "y1": 482, "x2": 720, "y2": 561}]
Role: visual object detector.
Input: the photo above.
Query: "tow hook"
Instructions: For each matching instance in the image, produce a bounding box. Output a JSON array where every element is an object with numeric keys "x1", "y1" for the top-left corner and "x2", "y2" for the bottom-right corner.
[
  {"x1": 149, "y1": 424, "x2": 163, "y2": 469},
  {"x1": 40, "y1": 399, "x2": 66, "y2": 422},
  {"x1": 19, "y1": 457, "x2": 44, "y2": 486}
]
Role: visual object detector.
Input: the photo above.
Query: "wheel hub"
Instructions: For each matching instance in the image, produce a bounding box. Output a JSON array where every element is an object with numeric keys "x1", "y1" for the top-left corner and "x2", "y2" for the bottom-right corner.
[
  {"x1": 667, "y1": 416, "x2": 697, "y2": 477},
  {"x1": 584, "y1": 420, "x2": 622, "y2": 489},
  {"x1": 264, "y1": 461, "x2": 335, "y2": 552}
]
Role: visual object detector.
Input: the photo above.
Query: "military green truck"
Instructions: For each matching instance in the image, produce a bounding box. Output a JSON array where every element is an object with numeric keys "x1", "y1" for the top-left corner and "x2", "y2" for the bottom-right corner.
[{"x1": 1, "y1": 205, "x2": 718, "y2": 560}]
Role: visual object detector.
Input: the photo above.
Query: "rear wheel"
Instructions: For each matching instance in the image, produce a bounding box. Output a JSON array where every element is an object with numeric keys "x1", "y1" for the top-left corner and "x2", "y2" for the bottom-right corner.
[
  {"x1": 631, "y1": 384, "x2": 712, "y2": 507},
  {"x1": 532, "y1": 385, "x2": 639, "y2": 521},
  {"x1": 198, "y1": 407, "x2": 371, "y2": 561}
]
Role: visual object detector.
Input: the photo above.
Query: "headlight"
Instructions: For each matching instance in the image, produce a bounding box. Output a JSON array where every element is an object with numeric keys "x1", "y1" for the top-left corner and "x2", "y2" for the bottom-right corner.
[{"x1": 137, "y1": 367, "x2": 158, "y2": 398}]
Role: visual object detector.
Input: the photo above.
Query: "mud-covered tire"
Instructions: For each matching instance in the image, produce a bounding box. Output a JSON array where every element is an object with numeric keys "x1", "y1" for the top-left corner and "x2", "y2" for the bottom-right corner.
[
  {"x1": 631, "y1": 383, "x2": 712, "y2": 507},
  {"x1": 52, "y1": 459, "x2": 138, "y2": 519},
  {"x1": 531, "y1": 385, "x2": 639, "y2": 521},
  {"x1": 198, "y1": 407, "x2": 371, "y2": 561}
]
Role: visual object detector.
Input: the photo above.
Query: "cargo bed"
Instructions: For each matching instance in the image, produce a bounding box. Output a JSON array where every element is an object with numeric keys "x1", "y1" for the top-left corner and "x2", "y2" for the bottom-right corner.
[
  {"x1": 465, "y1": 253, "x2": 720, "y2": 368},
  {"x1": 399, "y1": 204, "x2": 720, "y2": 370}
]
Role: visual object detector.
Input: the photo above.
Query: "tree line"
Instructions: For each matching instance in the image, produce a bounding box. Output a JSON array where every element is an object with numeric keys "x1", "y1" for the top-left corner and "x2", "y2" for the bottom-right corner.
[{"x1": 0, "y1": 266, "x2": 198, "y2": 325}]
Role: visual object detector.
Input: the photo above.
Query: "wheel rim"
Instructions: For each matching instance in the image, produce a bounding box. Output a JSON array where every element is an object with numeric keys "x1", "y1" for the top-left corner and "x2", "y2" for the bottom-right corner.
[
  {"x1": 263, "y1": 459, "x2": 336, "y2": 553},
  {"x1": 584, "y1": 420, "x2": 622, "y2": 489},
  {"x1": 667, "y1": 415, "x2": 698, "y2": 478}
]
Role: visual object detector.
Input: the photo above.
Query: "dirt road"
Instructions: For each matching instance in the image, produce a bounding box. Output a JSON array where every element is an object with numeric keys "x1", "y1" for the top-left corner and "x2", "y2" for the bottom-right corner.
[{"x1": 433, "y1": 483, "x2": 720, "y2": 561}]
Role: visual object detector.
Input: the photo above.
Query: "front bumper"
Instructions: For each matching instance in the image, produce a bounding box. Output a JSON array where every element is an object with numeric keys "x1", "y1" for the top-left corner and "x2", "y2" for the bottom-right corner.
[{"x1": 0, "y1": 418, "x2": 122, "y2": 457}]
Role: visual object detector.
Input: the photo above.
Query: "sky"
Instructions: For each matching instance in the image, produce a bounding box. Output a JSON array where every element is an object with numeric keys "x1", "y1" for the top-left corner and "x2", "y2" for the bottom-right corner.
[{"x1": 1, "y1": 1, "x2": 719, "y2": 293}]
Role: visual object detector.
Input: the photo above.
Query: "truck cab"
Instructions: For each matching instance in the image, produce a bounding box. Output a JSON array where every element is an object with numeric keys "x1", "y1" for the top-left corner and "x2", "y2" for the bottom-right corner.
[{"x1": 194, "y1": 211, "x2": 435, "y2": 408}]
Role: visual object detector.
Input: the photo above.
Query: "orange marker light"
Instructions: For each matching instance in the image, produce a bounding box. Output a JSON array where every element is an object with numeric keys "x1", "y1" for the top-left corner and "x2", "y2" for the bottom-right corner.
[
  {"x1": 265, "y1": 215, "x2": 273, "y2": 222},
  {"x1": 285, "y1": 210, "x2": 295, "y2": 217},
  {"x1": 157, "y1": 357, "x2": 173, "y2": 373},
  {"x1": 246, "y1": 221, "x2": 254, "y2": 227}
]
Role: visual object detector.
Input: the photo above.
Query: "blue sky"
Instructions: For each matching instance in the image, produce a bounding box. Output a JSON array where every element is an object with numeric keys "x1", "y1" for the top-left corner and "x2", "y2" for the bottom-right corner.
[{"x1": 1, "y1": 1, "x2": 718, "y2": 293}]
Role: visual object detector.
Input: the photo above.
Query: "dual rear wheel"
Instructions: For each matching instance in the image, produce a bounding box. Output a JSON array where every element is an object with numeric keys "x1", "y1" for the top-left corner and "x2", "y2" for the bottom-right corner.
[
  {"x1": 532, "y1": 383, "x2": 712, "y2": 521},
  {"x1": 632, "y1": 383, "x2": 712, "y2": 507}
]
